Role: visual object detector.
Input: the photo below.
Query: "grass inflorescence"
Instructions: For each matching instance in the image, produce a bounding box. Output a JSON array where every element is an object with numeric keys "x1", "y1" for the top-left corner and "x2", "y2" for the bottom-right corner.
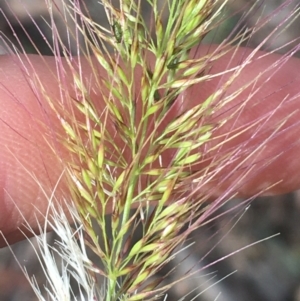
[{"x1": 3, "y1": 0, "x2": 300, "y2": 300}]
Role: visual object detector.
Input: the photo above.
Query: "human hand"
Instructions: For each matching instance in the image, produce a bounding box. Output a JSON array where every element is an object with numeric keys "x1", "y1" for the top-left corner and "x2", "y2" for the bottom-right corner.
[{"x1": 1, "y1": 46, "x2": 300, "y2": 246}]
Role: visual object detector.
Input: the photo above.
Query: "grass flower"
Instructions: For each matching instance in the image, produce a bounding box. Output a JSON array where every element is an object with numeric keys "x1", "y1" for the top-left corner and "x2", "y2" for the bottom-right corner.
[{"x1": 1, "y1": 0, "x2": 300, "y2": 300}]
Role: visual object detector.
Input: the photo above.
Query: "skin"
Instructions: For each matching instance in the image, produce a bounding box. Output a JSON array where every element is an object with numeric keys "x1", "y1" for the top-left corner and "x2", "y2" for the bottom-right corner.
[{"x1": 1, "y1": 45, "x2": 300, "y2": 247}]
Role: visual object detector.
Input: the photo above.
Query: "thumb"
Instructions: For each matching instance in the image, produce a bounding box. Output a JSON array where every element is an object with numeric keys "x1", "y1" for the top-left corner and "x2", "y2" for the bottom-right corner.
[{"x1": 1, "y1": 46, "x2": 300, "y2": 246}]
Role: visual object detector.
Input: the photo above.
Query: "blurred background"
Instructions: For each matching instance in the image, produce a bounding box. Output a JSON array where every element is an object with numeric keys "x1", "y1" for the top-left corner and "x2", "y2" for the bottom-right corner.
[{"x1": 1, "y1": 0, "x2": 300, "y2": 300}]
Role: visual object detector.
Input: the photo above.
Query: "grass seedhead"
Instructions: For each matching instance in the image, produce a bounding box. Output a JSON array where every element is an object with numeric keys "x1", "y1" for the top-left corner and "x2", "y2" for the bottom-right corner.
[{"x1": 4, "y1": 0, "x2": 300, "y2": 300}]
